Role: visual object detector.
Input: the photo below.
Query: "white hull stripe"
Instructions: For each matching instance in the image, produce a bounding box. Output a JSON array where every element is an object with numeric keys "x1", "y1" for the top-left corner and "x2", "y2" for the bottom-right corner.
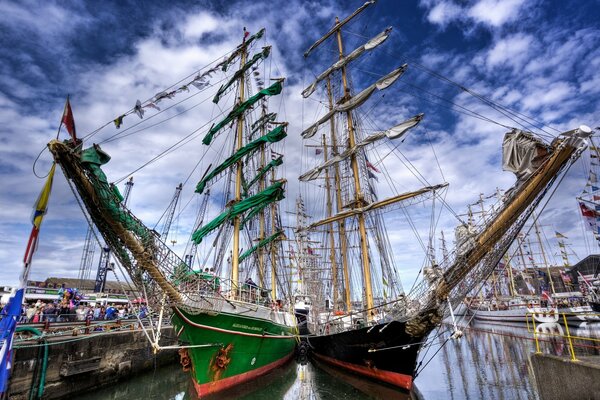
[{"x1": 173, "y1": 308, "x2": 297, "y2": 340}]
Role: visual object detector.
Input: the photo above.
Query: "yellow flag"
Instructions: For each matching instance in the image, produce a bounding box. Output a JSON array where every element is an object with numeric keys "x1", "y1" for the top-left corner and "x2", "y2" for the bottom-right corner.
[{"x1": 31, "y1": 163, "x2": 56, "y2": 229}]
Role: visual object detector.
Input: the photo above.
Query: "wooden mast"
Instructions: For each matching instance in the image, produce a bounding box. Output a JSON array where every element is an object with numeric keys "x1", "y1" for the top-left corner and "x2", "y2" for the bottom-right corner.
[
  {"x1": 326, "y1": 76, "x2": 352, "y2": 311},
  {"x1": 322, "y1": 133, "x2": 339, "y2": 309},
  {"x1": 270, "y1": 164, "x2": 277, "y2": 300},
  {"x1": 258, "y1": 122, "x2": 267, "y2": 288},
  {"x1": 437, "y1": 127, "x2": 591, "y2": 301},
  {"x1": 533, "y1": 214, "x2": 556, "y2": 294},
  {"x1": 335, "y1": 17, "x2": 374, "y2": 319},
  {"x1": 232, "y1": 39, "x2": 248, "y2": 297}
]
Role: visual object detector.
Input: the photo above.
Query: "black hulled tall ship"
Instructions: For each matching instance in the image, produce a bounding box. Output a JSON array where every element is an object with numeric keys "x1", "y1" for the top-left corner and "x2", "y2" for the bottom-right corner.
[{"x1": 297, "y1": 0, "x2": 593, "y2": 391}]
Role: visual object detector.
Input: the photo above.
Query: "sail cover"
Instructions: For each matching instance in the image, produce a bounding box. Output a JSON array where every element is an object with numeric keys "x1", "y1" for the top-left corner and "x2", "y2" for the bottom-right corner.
[
  {"x1": 191, "y1": 181, "x2": 285, "y2": 244},
  {"x1": 301, "y1": 65, "x2": 407, "y2": 139},
  {"x1": 203, "y1": 80, "x2": 283, "y2": 145},
  {"x1": 213, "y1": 46, "x2": 271, "y2": 104},
  {"x1": 302, "y1": 27, "x2": 392, "y2": 98},
  {"x1": 299, "y1": 114, "x2": 423, "y2": 181},
  {"x1": 196, "y1": 125, "x2": 287, "y2": 194},
  {"x1": 502, "y1": 129, "x2": 550, "y2": 181}
]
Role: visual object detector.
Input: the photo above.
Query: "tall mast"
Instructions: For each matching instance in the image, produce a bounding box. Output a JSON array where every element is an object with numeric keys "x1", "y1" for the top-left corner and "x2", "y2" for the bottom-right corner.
[
  {"x1": 335, "y1": 18, "x2": 374, "y2": 317},
  {"x1": 270, "y1": 163, "x2": 277, "y2": 300},
  {"x1": 532, "y1": 214, "x2": 555, "y2": 294},
  {"x1": 504, "y1": 254, "x2": 517, "y2": 297},
  {"x1": 322, "y1": 133, "x2": 339, "y2": 308},
  {"x1": 258, "y1": 120, "x2": 267, "y2": 287},
  {"x1": 326, "y1": 76, "x2": 352, "y2": 311},
  {"x1": 232, "y1": 41, "x2": 248, "y2": 295}
]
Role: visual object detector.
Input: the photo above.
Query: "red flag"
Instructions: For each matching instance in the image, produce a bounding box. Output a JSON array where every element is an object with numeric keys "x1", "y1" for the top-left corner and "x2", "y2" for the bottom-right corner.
[
  {"x1": 594, "y1": 195, "x2": 600, "y2": 201},
  {"x1": 366, "y1": 160, "x2": 380, "y2": 173},
  {"x1": 61, "y1": 96, "x2": 77, "y2": 141},
  {"x1": 579, "y1": 202, "x2": 597, "y2": 218}
]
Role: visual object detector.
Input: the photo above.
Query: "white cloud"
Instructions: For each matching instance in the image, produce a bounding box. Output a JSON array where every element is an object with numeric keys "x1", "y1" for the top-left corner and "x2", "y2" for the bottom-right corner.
[
  {"x1": 426, "y1": 1, "x2": 462, "y2": 26},
  {"x1": 181, "y1": 13, "x2": 223, "y2": 40},
  {"x1": 486, "y1": 33, "x2": 534, "y2": 69},
  {"x1": 468, "y1": 0, "x2": 528, "y2": 27},
  {"x1": 421, "y1": 0, "x2": 532, "y2": 29}
]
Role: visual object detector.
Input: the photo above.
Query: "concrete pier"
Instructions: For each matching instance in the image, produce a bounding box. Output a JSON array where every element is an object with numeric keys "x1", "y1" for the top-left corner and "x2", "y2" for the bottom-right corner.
[
  {"x1": 530, "y1": 353, "x2": 600, "y2": 400},
  {"x1": 9, "y1": 325, "x2": 179, "y2": 399}
]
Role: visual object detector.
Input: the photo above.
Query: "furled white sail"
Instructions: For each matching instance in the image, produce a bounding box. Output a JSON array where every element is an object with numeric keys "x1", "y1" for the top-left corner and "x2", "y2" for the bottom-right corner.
[
  {"x1": 302, "y1": 65, "x2": 407, "y2": 139},
  {"x1": 302, "y1": 27, "x2": 393, "y2": 98},
  {"x1": 299, "y1": 114, "x2": 423, "y2": 181}
]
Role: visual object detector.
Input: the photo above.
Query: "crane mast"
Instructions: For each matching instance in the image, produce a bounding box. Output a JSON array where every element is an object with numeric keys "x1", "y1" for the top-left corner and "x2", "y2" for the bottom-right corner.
[
  {"x1": 161, "y1": 183, "x2": 183, "y2": 244},
  {"x1": 93, "y1": 177, "x2": 134, "y2": 292},
  {"x1": 184, "y1": 190, "x2": 210, "y2": 269}
]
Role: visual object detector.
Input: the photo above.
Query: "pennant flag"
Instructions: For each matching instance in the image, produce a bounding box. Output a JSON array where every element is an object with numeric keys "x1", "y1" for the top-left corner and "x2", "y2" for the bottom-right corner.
[
  {"x1": 590, "y1": 172, "x2": 598, "y2": 183},
  {"x1": 114, "y1": 115, "x2": 125, "y2": 129},
  {"x1": 61, "y1": 96, "x2": 77, "y2": 142},
  {"x1": 594, "y1": 195, "x2": 600, "y2": 201},
  {"x1": 133, "y1": 100, "x2": 144, "y2": 119},
  {"x1": 24, "y1": 164, "x2": 56, "y2": 266},
  {"x1": 143, "y1": 102, "x2": 161, "y2": 111},
  {"x1": 593, "y1": 186, "x2": 600, "y2": 192},
  {"x1": 0, "y1": 288, "x2": 24, "y2": 396},
  {"x1": 368, "y1": 170, "x2": 379, "y2": 182},
  {"x1": 366, "y1": 159, "x2": 381, "y2": 173},
  {"x1": 243, "y1": 27, "x2": 250, "y2": 40},
  {"x1": 555, "y1": 231, "x2": 567, "y2": 239},
  {"x1": 579, "y1": 202, "x2": 597, "y2": 218},
  {"x1": 315, "y1": 148, "x2": 323, "y2": 155}
]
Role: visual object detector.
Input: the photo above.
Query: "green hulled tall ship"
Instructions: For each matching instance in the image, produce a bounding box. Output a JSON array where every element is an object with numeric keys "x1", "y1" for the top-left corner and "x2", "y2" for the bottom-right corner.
[{"x1": 47, "y1": 27, "x2": 297, "y2": 396}]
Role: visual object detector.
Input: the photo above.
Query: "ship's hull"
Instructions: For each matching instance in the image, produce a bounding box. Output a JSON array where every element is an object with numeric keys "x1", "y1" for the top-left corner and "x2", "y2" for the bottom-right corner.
[
  {"x1": 470, "y1": 307, "x2": 558, "y2": 323},
  {"x1": 557, "y1": 305, "x2": 600, "y2": 324},
  {"x1": 172, "y1": 305, "x2": 297, "y2": 397},
  {"x1": 307, "y1": 320, "x2": 425, "y2": 391}
]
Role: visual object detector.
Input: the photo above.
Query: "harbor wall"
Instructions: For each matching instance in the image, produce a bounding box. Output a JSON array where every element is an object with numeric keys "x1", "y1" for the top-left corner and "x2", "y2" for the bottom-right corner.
[
  {"x1": 9, "y1": 325, "x2": 180, "y2": 400},
  {"x1": 530, "y1": 353, "x2": 600, "y2": 400}
]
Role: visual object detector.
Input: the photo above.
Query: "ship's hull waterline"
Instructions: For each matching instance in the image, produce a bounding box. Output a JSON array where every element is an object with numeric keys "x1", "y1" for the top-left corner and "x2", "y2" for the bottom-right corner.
[
  {"x1": 172, "y1": 306, "x2": 297, "y2": 397},
  {"x1": 307, "y1": 320, "x2": 425, "y2": 391}
]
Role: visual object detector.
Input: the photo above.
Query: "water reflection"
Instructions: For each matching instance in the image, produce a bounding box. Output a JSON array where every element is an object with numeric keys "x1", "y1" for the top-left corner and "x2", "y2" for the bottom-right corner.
[{"x1": 78, "y1": 321, "x2": 600, "y2": 400}]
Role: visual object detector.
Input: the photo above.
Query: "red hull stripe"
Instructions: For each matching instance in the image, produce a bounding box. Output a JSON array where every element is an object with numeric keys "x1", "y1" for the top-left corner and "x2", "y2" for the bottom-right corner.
[
  {"x1": 173, "y1": 307, "x2": 295, "y2": 339},
  {"x1": 312, "y1": 352, "x2": 413, "y2": 391},
  {"x1": 193, "y1": 351, "x2": 294, "y2": 396}
]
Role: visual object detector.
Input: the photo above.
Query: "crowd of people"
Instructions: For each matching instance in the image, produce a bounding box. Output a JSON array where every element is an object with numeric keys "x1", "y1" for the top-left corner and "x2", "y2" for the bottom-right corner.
[{"x1": 18, "y1": 301, "x2": 147, "y2": 323}]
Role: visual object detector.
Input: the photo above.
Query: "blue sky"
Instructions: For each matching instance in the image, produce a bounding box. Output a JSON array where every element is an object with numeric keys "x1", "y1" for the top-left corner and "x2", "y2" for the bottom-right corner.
[{"x1": 1, "y1": 0, "x2": 599, "y2": 289}]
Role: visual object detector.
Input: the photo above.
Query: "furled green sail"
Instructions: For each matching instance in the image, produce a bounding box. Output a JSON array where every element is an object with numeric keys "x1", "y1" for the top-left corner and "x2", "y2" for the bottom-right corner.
[
  {"x1": 213, "y1": 46, "x2": 271, "y2": 104},
  {"x1": 191, "y1": 180, "x2": 285, "y2": 244},
  {"x1": 80, "y1": 145, "x2": 149, "y2": 242},
  {"x1": 239, "y1": 230, "x2": 284, "y2": 262},
  {"x1": 202, "y1": 80, "x2": 283, "y2": 145},
  {"x1": 243, "y1": 156, "x2": 283, "y2": 197},
  {"x1": 196, "y1": 125, "x2": 287, "y2": 194}
]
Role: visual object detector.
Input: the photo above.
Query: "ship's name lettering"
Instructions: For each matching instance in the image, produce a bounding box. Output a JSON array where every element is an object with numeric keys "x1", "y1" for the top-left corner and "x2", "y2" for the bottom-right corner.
[{"x1": 232, "y1": 323, "x2": 262, "y2": 331}]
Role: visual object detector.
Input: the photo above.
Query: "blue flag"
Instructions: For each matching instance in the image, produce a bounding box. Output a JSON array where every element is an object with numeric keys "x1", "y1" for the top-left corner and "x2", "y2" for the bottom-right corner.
[{"x1": 0, "y1": 288, "x2": 24, "y2": 395}]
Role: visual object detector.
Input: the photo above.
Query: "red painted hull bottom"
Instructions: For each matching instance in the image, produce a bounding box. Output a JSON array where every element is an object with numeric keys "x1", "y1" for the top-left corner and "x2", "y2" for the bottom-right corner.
[
  {"x1": 192, "y1": 351, "x2": 295, "y2": 397},
  {"x1": 312, "y1": 352, "x2": 413, "y2": 391}
]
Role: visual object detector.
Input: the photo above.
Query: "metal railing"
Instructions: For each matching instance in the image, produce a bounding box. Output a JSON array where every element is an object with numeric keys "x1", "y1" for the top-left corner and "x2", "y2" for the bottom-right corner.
[{"x1": 528, "y1": 311, "x2": 600, "y2": 362}]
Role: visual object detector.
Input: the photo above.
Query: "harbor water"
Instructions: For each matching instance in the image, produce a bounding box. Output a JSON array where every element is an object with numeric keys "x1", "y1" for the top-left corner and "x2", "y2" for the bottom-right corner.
[{"x1": 78, "y1": 320, "x2": 600, "y2": 400}]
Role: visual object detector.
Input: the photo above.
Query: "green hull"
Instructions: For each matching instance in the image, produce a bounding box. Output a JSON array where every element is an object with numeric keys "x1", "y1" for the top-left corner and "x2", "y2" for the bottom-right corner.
[{"x1": 172, "y1": 306, "x2": 297, "y2": 396}]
